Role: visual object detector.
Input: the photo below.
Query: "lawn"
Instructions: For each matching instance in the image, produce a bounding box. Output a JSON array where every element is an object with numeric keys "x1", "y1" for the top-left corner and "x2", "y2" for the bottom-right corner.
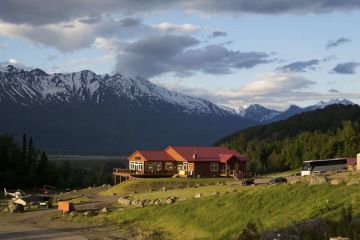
[
  {"x1": 91, "y1": 182, "x2": 360, "y2": 240},
  {"x1": 127, "y1": 184, "x2": 244, "y2": 200},
  {"x1": 101, "y1": 178, "x2": 235, "y2": 196}
]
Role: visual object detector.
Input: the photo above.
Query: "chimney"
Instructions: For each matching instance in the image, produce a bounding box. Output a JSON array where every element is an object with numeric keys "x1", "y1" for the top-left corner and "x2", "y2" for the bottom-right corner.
[
  {"x1": 192, "y1": 151, "x2": 197, "y2": 161},
  {"x1": 357, "y1": 153, "x2": 360, "y2": 171}
]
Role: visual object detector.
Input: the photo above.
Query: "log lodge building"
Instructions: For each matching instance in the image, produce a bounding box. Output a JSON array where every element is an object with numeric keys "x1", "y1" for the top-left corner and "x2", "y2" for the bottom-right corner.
[{"x1": 113, "y1": 146, "x2": 247, "y2": 183}]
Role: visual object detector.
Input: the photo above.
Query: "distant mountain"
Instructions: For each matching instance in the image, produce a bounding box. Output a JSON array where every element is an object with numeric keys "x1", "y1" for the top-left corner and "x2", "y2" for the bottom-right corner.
[
  {"x1": 239, "y1": 99, "x2": 356, "y2": 123},
  {"x1": 304, "y1": 99, "x2": 355, "y2": 111},
  {"x1": 0, "y1": 65, "x2": 255, "y2": 154},
  {"x1": 239, "y1": 104, "x2": 281, "y2": 123}
]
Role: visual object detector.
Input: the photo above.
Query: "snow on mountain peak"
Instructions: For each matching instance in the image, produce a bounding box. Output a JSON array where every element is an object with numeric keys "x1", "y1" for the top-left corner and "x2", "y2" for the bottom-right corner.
[
  {"x1": 0, "y1": 67, "x2": 235, "y2": 116},
  {"x1": 312, "y1": 98, "x2": 354, "y2": 109},
  {"x1": 240, "y1": 99, "x2": 356, "y2": 123},
  {"x1": 240, "y1": 104, "x2": 281, "y2": 123}
]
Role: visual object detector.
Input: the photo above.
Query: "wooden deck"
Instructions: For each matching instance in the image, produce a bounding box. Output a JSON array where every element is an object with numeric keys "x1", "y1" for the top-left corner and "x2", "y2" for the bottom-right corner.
[
  {"x1": 113, "y1": 168, "x2": 176, "y2": 184},
  {"x1": 113, "y1": 168, "x2": 250, "y2": 184},
  {"x1": 219, "y1": 170, "x2": 246, "y2": 179}
]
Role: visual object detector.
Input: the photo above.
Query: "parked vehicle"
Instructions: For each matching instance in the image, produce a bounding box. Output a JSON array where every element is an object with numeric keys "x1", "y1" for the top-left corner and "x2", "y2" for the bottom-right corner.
[
  {"x1": 241, "y1": 178, "x2": 255, "y2": 186},
  {"x1": 268, "y1": 177, "x2": 287, "y2": 185}
]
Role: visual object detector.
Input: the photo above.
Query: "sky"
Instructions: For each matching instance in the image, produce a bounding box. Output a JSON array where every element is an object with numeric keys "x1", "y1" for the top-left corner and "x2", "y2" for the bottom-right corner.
[{"x1": 0, "y1": 0, "x2": 360, "y2": 110}]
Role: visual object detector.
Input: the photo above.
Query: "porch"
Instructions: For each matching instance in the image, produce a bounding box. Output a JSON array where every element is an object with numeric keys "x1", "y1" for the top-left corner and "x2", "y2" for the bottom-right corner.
[
  {"x1": 113, "y1": 168, "x2": 176, "y2": 184},
  {"x1": 220, "y1": 169, "x2": 243, "y2": 179}
]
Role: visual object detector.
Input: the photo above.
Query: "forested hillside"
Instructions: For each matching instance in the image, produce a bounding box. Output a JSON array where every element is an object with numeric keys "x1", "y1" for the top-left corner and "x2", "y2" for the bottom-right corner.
[
  {"x1": 0, "y1": 134, "x2": 116, "y2": 188},
  {"x1": 217, "y1": 105, "x2": 360, "y2": 173}
]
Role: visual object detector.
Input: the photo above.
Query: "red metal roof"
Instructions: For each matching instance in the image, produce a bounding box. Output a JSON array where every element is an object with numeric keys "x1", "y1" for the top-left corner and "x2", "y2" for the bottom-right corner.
[
  {"x1": 138, "y1": 150, "x2": 175, "y2": 161},
  {"x1": 166, "y1": 146, "x2": 246, "y2": 162}
]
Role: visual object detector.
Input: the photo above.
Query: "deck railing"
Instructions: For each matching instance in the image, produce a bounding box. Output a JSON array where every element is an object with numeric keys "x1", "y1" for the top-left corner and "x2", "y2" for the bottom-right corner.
[
  {"x1": 113, "y1": 168, "x2": 175, "y2": 175},
  {"x1": 220, "y1": 170, "x2": 245, "y2": 178},
  {"x1": 113, "y1": 168, "x2": 250, "y2": 178},
  {"x1": 113, "y1": 168, "x2": 131, "y2": 173}
]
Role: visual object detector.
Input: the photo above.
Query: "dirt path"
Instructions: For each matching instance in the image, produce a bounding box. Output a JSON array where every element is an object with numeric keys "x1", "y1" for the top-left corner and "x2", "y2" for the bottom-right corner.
[
  {"x1": 0, "y1": 222, "x2": 87, "y2": 240},
  {"x1": 73, "y1": 195, "x2": 119, "y2": 211},
  {"x1": 0, "y1": 209, "x2": 129, "y2": 240}
]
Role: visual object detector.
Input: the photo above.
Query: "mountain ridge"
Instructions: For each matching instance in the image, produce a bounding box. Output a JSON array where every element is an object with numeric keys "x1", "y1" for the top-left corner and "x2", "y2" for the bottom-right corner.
[
  {"x1": 240, "y1": 99, "x2": 356, "y2": 123},
  {"x1": 0, "y1": 65, "x2": 254, "y2": 154},
  {"x1": 0, "y1": 65, "x2": 234, "y2": 116}
]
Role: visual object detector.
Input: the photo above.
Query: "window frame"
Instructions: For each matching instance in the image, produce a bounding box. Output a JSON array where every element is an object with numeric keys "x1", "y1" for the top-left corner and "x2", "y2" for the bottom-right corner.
[
  {"x1": 129, "y1": 161, "x2": 135, "y2": 170},
  {"x1": 154, "y1": 162, "x2": 162, "y2": 171},
  {"x1": 165, "y1": 162, "x2": 174, "y2": 171},
  {"x1": 210, "y1": 163, "x2": 218, "y2": 172},
  {"x1": 144, "y1": 162, "x2": 153, "y2": 171}
]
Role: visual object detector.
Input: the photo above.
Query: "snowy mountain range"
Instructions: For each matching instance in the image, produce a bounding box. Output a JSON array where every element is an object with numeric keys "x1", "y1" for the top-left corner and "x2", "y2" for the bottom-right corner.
[
  {"x1": 0, "y1": 65, "x2": 232, "y2": 116},
  {"x1": 239, "y1": 99, "x2": 355, "y2": 123},
  {"x1": 0, "y1": 65, "x2": 356, "y2": 153},
  {"x1": 0, "y1": 65, "x2": 253, "y2": 154}
]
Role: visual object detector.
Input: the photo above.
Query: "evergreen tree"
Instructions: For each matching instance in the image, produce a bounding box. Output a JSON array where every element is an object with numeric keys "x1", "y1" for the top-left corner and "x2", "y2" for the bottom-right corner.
[{"x1": 37, "y1": 151, "x2": 49, "y2": 185}]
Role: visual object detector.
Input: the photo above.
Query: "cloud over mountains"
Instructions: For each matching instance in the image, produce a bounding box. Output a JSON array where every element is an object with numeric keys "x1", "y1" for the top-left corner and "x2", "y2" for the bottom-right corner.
[
  {"x1": 1, "y1": 0, "x2": 360, "y2": 26},
  {"x1": 0, "y1": 0, "x2": 359, "y2": 109},
  {"x1": 115, "y1": 35, "x2": 272, "y2": 78},
  {"x1": 277, "y1": 59, "x2": 320, "y2": 72},
  {"x1": 326, "y1": 37, "x2": 351, "y2": 49},
  {"x1": 332, "y1": 62, "x2": 360, "y2": 74}
]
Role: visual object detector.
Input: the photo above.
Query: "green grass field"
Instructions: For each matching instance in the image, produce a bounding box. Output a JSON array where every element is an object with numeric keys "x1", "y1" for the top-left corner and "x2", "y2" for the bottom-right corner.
[
  {"x1": 101, "y1": 178, "x2": 235, "y2": 196},
  {"x1": 86, "y1": 180, "x2": 360, "y2": 240},
  {"x1": 127, "y1": 184, "x2": 243, "y2": 200}
]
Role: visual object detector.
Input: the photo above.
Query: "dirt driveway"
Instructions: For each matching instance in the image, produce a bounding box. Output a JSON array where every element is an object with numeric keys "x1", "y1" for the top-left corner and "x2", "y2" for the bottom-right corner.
[
  {"x1": 0, "y1": 221, "x2": 87, "y2": 240},
  {"x1": 0, "y1": 209, "x2": 129, "y2": 240}
]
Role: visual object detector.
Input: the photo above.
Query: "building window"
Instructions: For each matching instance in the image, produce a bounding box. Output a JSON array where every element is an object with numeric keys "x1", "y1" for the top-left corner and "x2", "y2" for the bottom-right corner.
[
  {"x1": 135, "y1": 156, "x2": 141, "y2": 160},
  {"x1": 145, "y1": 162, "x2": 153, "y2": 171},
  {"x1": 210, "y1": 163, "x2": 218, "y2": 172},
  {"x1": 154, "y1": 162, "x2": 162, "y2": 171},
  {"x1": 129, "y1": 161, "x2": 135, "y2": 170},
  {"x1": 183, "y1": 162, "x2": 188, "y2": 171},
  {"x1": 165, "y1": 162, "x2": 173, "y2": 171},
  {"x1": 177, "y1": 163, "x2": 183, "y2": 171},
  {"x1": 136, "y1": 163, "x2": 143, "y2": 171},
  {"x1": 132, "y1": 162, "x2": 143, "y2": 171}
]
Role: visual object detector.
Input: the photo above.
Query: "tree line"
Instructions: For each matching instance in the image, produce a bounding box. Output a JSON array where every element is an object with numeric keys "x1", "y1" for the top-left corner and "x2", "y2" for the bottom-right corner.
[
  {"x1": 222, "y1": 121, "x2": 360, "y2": 173},
  {"x1": 218, "y1": 105, "x2": 360, "y2": 173},
  {"x1": 0, "y1": 134, "x2": 118, "y2": 189}
]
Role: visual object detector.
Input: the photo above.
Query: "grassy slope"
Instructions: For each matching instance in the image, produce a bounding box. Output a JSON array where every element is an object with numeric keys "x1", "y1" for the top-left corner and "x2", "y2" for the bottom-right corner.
[
  {"x1": 127, "y1": 185, "x2": 243, "y2": 200},
  {"x1": 94, "y1": 182, "x2": 360, "y2": 240},
  {"x1": 101, "y1": 178, "x2": 234, "y2": 196}
]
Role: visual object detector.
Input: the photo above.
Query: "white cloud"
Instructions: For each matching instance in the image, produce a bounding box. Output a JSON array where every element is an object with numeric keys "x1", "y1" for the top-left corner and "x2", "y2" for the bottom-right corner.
[
  {"x1": 52, "y1": 54, "x2": 115, "y2": 73},
  {"x1": 0, "y1": 16, "x2": 203, "y2": 53},
  {"x1": 94, "y1": 37, "x2": 123, "y2": 53},
  {"x1": 8, "y1": 58, "x2": 18, "y2": 64},
  {"x1": 115, "y1": 35, "x2": 271, "y2": 78},
  {"x1": 0, "y1": 20, "x2": 99, "y2": 52},
  {"x1": 0, "y1": 58, "x2": 32, "y2": 71},
  {"x1": 222, "y1": 72, "x2": 315, "y2": 97},
  {"x1": 161, "y1": 72, "x2": 360, "y2": 110},
  {"x1": 152, "y1": 22, "x2": 200, "y2": 33},
  {"x1": 1, "y1": 1, "x2": 360, "y2": 27}
]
